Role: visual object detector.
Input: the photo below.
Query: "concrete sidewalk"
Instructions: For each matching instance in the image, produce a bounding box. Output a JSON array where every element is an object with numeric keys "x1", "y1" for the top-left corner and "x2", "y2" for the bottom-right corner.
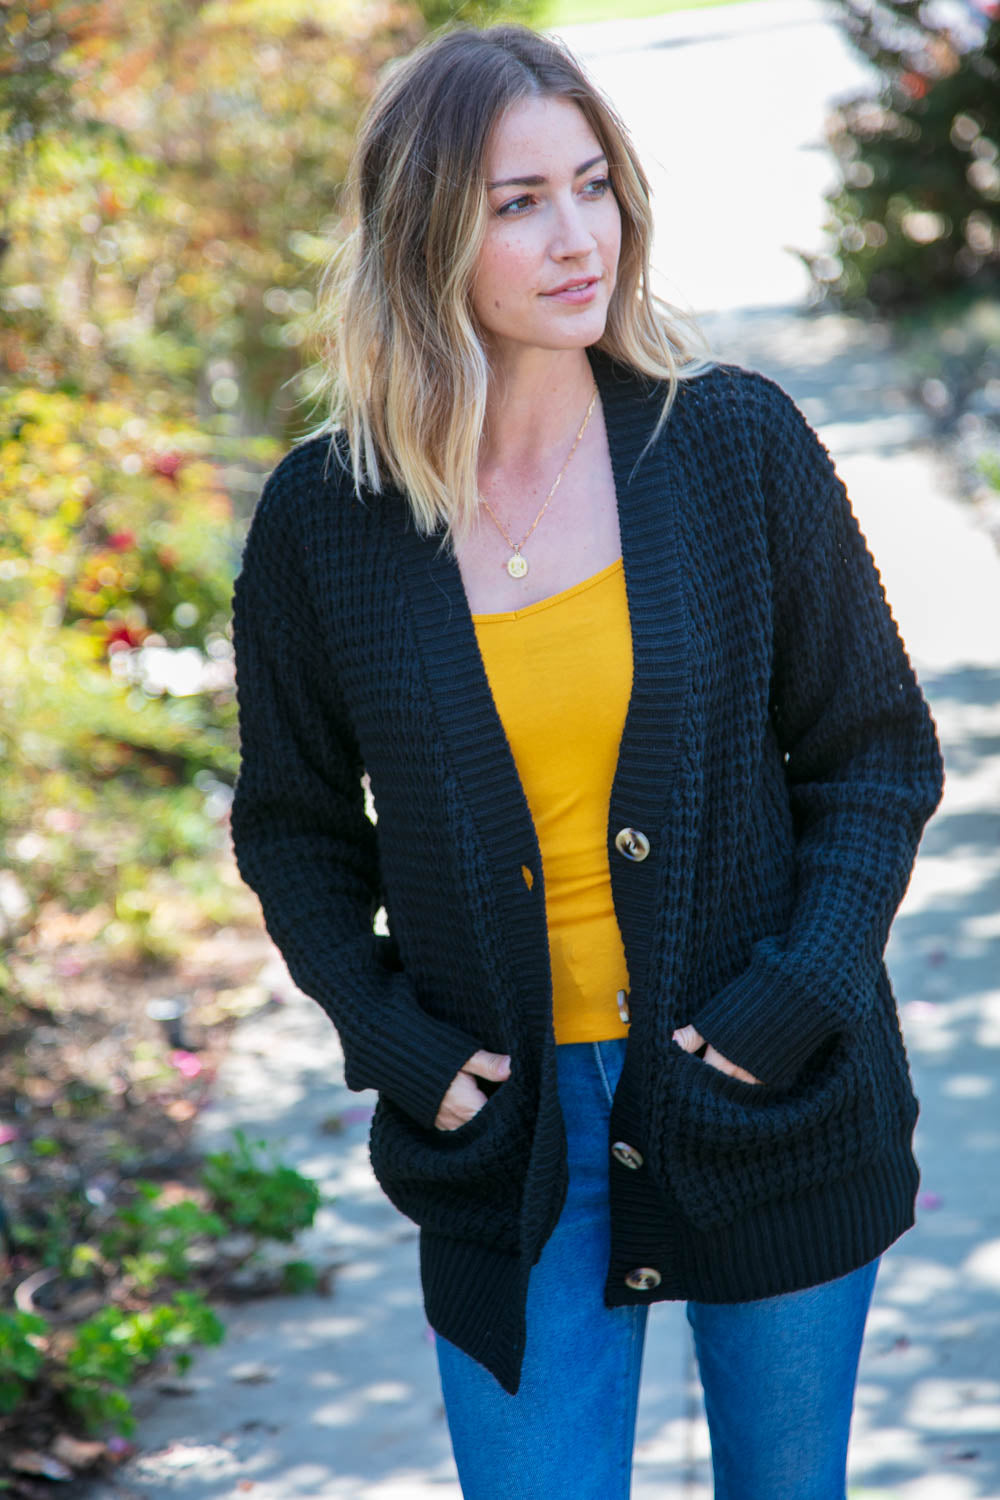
[{"x1": 102, "y1": 5, "x2": 1000, "y2": 1496}]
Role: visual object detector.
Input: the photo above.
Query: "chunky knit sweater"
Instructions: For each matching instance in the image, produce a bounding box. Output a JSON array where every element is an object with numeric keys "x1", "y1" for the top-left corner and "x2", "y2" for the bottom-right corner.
[{"x1": 230, "y1": 350, "x2": 944, "y2": 1395}]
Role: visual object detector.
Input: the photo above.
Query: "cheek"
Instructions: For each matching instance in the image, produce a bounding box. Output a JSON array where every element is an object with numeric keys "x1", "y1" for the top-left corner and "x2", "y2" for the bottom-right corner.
[{"x1": 475, "y1": 236, "x2": 536, "y2": 313}]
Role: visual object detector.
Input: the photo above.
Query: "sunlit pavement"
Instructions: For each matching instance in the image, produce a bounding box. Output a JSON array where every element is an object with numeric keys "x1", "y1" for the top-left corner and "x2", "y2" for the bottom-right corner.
[{"x1": 103, "y1": 4, "x2": 1000, "y2": 1497}]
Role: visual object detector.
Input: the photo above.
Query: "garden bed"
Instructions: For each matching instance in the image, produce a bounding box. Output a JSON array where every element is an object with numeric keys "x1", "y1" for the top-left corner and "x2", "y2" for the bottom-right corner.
[{"x1": 0, "y1": 862, "x2": 324, "y2": 1493}]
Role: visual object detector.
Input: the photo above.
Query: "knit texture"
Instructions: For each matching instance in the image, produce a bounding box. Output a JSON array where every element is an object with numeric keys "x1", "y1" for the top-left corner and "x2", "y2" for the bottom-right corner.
[{"x1": 230, "y1": 350, "x2": 944, "y2": 1394}]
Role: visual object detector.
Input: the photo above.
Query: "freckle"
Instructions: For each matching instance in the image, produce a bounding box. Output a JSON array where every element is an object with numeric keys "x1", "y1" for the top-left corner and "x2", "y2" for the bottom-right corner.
[{"x1": 494, "y1": 300, "x2": 501, "y2": 309}]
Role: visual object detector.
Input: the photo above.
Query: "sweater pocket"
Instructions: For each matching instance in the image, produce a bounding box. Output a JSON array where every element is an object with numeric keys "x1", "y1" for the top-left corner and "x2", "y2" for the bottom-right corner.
[
  {"x1": 368, "y1": 1074, "x2": 531, "y2": 1253},
  {"x1": 655, "y1": 1026, "x2": 909, "y2": 1231}
]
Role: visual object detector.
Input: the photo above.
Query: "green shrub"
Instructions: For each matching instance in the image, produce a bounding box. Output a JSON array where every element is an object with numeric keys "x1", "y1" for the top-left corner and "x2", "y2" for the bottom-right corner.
[
  {"x1": 63, "y1": 1294, "x2": 224, "y2": 1433},
  {"x1": 98, "y1": 1181, "x2": 226, "y2": 1288},
  {"x1": 809, "y1": 2, "x2": 999, "y2": 309},
  {"x1": 2, "y1": 1134, "x2": 324, "y2": 1436},
  {"x1": 0, "y1": 1310, "x2": 47, "y2": 1415},
  {"x1": 202, "y1": 1130, "x2": 321, "y2": 1244}
]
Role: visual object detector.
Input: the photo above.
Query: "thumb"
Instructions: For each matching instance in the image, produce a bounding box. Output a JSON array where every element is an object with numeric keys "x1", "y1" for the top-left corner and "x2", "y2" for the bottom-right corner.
[
  {"x1": 464, "y1": 1050, "x2": 511, "y2": 1083},
  {"x1": 672, "y1": 1024, "x2": 704, "y2": 1054}
]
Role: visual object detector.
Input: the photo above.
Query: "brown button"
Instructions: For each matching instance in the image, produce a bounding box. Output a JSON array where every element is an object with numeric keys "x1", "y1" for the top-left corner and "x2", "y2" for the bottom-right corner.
[
  {"x1": 614, "y1": 827, "x2": 650, "y2": 862},
  {"x1": 611, "y1": 1141, "x2": 644, "y2": 1170},
  {"x1": 625, "y1": 1267, "x2": 662, "y2": 1291}
]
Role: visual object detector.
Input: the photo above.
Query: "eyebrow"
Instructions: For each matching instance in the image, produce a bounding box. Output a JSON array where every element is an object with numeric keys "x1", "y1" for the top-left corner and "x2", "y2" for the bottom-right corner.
[{"x1": 486, "y1": 153, "x2": 608, "y2": 191}]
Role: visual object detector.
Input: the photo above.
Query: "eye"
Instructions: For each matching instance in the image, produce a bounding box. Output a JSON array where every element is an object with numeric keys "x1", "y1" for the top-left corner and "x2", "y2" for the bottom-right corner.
[
  {"x1": 495, "y1": 193, "x2": 535, "y2": 218},
  {"x1": 582, "y1": 176, "x2": 611, "y2": 199}
]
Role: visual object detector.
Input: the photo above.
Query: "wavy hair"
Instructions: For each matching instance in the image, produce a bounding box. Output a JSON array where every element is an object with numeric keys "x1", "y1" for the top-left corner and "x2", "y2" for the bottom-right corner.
[{"x1": 301, "y1": 24, "x2": 712, "y2": 541}]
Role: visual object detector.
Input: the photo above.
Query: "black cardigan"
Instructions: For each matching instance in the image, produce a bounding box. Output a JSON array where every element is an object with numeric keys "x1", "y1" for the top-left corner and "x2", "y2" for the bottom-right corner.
[{"x1": 230, "y1": 350, "x2": 944, "y2": 1394}]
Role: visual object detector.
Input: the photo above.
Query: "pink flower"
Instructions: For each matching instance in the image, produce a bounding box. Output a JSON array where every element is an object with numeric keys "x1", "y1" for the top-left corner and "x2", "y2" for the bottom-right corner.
[
  {"x1": 152, "y1": 452, "x2": 183, "y2": 480},
  {"x1": 0, "y1": 1124, "x2": 19, "y2": 1146},
  {"x1": 170, "y1": 1050, "x2": 203, "y2": 1079}
]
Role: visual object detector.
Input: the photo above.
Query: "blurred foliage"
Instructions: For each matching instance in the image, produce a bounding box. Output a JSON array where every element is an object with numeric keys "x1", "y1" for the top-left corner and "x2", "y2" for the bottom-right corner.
[
  {"x1": 0, "y1": 0, "x2": 420, "y2": 427},
  {"x1": 809, "y1": 2, "x2": 1000, "y2": 310},
  {"x1": 807, "y1": 2, "x2": 1000, "y2": 547},
  {"x1": 63, "y1": 1293, "x2": 225, "y2": 1434},
  {"x1": 0, "y1": 1310, "x2": 48, "y2": 1416},
  {"x1": 1, "y1": 1135, "x2": 322, "y2": 1444},
  {"x1": 201, "y1": 1128, "x2": 322, "y2": 1243},
  {"x1": 418, "y1": 0, "x2": 536, "y2": 25},
  {"x1": 0, "y1": 0, "x2": 537, "y2": 977},
  {"x1": 0, "y1": 387, "x2": 246, "y2": 961}
]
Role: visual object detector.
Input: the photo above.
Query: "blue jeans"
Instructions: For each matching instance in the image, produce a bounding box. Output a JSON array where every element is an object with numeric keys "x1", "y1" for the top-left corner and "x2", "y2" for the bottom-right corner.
[{"x1": 436, "y1": 1039, "x2": 879, "y2": 1500}]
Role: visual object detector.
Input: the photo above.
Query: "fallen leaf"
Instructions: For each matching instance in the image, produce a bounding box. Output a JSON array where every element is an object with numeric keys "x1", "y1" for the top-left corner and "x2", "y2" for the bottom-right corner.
[
  {"x1": 230, "y1": 1362, "x2": 276, "y2": 1384},
  {"x1": 11, "y1": 1451, "x2": 73, "y2": 1481},
  {"x1": 156, "y1": 1376, "x2": 199, "y2": 1395},
  {"x1": 50, "y1": 1435, "x2": 106, "y2": 1469}
]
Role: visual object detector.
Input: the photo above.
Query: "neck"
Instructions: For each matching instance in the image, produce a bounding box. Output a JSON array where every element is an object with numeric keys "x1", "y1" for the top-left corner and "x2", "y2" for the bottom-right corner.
[{"x1": 480, "y1": 347, "x2": 597, "y2": 474}]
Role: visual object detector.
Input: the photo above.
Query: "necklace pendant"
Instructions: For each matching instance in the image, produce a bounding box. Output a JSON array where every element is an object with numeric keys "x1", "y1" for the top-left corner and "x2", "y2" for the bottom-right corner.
[{"x1": 506, "y1": 553, "x2": 528, "y2": 579}]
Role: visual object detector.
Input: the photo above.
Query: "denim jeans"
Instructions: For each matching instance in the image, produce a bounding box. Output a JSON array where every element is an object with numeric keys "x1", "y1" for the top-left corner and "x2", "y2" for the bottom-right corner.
[{"x1": 435, "y1": 1038, "x2": 879, "y2": 1500}]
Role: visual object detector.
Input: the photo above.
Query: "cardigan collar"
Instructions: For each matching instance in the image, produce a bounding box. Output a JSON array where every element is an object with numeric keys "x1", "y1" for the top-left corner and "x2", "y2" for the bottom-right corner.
[{"x1": 381, "y1": 349, "x2": 694, "y2": 1021}]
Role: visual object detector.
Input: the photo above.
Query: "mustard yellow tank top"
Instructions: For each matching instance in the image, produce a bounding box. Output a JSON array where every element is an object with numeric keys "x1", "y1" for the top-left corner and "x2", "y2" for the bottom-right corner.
[{"x1": 471, "y1": 558, "x2": 632, "y2": 1044}]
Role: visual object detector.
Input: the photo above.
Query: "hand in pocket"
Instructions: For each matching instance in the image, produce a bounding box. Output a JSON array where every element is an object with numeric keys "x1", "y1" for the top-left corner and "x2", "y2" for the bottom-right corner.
[
  {"x1": 672, "y1": 1025, "x2": 762, "y2": 1085},
  {"x1": 434, "y1": 1050, "x2": 511, "y2": 1131}
]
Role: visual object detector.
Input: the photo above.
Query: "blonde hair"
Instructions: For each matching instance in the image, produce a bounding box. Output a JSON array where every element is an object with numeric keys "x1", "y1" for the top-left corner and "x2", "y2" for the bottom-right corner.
[{"x1": 301, "y1": 24, "x2": 712, "y2": 542}]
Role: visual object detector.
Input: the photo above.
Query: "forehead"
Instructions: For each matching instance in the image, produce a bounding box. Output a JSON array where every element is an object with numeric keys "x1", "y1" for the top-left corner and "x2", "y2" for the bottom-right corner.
[{"x1": 484, "y1": 95, "x2": 603, "y2": 179}]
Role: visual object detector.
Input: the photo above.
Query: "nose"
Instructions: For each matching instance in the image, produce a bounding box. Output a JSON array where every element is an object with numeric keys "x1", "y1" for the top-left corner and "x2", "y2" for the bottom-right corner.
[{"x1": 550, "y1": 195, "x2": 596, "y2": 260}]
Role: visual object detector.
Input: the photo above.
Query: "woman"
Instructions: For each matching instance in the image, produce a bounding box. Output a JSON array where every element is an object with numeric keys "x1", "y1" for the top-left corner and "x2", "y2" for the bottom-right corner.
[{"x1": 230, "y1": 23, "x2": 944, "y2": 1500}]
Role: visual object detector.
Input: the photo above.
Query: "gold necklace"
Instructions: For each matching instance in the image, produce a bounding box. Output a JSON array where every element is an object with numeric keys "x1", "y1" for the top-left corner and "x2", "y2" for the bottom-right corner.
[{"x1": 479, "y1": 384, "x2": 598, "y2": 579}]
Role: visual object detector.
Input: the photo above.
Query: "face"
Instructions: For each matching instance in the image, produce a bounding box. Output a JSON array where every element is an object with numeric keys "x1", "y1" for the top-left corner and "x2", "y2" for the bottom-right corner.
[{"x1": 472, "y1": 95, "x2": 622, "y2": 363}]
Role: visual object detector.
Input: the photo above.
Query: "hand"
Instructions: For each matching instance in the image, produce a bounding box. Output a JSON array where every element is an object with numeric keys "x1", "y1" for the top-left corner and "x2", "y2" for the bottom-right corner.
[
  {"x1": 434, "y1": 1050, "x2": 511, "y2": 1131},
  {"x1": 671, "y1": 1024, "x2": 762, "y2": 1085}
]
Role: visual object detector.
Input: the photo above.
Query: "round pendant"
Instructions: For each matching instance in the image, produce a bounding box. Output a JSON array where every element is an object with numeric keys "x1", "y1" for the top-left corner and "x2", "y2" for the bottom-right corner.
[{"x1": 506, "y1": 553, "x2": 528, "y2": 579}]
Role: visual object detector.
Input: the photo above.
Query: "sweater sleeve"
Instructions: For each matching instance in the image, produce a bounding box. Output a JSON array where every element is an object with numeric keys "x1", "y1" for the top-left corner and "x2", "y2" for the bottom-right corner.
[
  {"x1": 688, "y1": 385, "x2": 945, "y2": 1087},
  {"x1": 229, "y1": 461, "x2": 482, "y2": 1127}
]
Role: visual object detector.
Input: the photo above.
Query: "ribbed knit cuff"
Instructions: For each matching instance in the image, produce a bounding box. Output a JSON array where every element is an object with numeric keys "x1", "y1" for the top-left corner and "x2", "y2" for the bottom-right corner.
[
  {"x1": 345, "y1": 1001, "x2": 483, "y2": 1132},
  {"x1": 689, "y1": 966, "x2": 839, "y2": 1088}
]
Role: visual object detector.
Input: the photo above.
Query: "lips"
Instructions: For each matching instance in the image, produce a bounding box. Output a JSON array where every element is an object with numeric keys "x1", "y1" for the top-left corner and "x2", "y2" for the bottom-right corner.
[{"x1": 543, "y1": 276, "x2": 600, "y2": 296}]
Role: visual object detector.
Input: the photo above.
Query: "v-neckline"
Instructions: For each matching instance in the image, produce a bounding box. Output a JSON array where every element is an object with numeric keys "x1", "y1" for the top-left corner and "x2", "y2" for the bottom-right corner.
[
  {"x1": 470, "y1": 556, "x2": 624, "y2": 624},
  {"x1": 381, "y1": 346, "x2": 694, "y2": 1021}
]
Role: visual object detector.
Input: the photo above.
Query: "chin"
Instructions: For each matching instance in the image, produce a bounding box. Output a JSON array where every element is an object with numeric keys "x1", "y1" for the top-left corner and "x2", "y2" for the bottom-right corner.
[
  {"x1": 548, "y1": 315, "x2": 611, "y2": 350},
  {"x1": 487, "y1": 310, "x2": 611, "y2": 362},
  {"x1": 540, "y1": 303, "x2": 612, "y2": 346}
]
